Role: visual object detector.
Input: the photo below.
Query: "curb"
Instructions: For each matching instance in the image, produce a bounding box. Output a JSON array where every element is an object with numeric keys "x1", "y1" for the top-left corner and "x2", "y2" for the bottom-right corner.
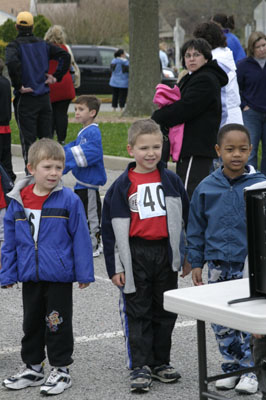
[{"x1": 11, "y1": 144, "x2": 176, "y2": 172}]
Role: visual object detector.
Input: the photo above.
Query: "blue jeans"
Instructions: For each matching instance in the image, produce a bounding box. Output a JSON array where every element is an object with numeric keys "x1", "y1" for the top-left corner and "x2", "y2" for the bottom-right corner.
[{"x1": 242, "y1": 108, "x2": 266, "y2": 175}]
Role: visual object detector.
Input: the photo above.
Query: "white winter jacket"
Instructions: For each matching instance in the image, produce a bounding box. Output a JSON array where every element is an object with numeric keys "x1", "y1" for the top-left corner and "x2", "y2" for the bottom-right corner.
[{"x1": 212, "y1": 47, "x2": 243, "y2": 124}]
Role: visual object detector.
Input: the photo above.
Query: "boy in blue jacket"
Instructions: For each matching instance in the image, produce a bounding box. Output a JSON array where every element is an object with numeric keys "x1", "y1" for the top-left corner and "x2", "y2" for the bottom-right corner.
[
  {"x1": 187, "y1": 123, "x2": 266, "y2": 395},
  {"x1": 0, "y1": 138, "x2": 94, "y2": 396},
  {"x1": 102, "y1": 119, "x2": 189, "y2": 393},
  {"x1": 63, "y1": 95, "x2": 107, "y2": 257}
]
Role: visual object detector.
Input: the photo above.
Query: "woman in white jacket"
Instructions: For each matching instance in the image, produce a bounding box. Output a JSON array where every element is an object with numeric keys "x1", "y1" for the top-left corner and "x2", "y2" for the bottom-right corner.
[{"x1": 194, "y1": 21, "x2": 243, "y2": 125}]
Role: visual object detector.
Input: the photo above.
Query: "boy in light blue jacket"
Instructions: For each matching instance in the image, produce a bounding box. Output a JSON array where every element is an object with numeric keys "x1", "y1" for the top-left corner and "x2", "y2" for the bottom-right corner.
[
  {"x1": 187, "y1": 123, "x2": 266, "y2": 395},
  {"x1": 1, "y1": 138, "x2": 94, "y2": 396}
]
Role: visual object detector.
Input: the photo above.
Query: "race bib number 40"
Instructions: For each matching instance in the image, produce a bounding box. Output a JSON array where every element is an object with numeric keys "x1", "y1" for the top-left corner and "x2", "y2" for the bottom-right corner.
[{"x1": 137, "y1": 182, "x2": 166, "y2": 220}]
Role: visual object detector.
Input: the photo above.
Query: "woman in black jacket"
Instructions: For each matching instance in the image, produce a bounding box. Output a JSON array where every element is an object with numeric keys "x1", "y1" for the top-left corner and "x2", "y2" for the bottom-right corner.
[{"x1": 152, "y1": 38, "x2": 228, "y2": 198}]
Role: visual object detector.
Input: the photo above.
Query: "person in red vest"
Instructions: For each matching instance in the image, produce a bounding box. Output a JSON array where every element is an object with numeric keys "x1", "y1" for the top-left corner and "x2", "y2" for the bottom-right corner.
[{"x1": 44, "y1": 25, "x2": 75, "y2": 145}]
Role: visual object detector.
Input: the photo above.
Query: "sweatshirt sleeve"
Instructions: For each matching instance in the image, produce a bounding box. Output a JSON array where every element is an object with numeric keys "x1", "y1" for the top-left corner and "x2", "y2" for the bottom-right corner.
[
  {"x1": 186, "y1": 187, "x2": 207, "y2": 269},
  {"x1": 0, "y1": 203, "x2": 18, "y2": 286},
  {"x1": 68, "y1": 194, "x2": 95, "y2": 283},
  {"x1": 5, "y1": 41, "x2": 22, "y2": 91},
  {"x1": 48, "y1": 42, "x2": 71, "y2": 82},
  {"x1": 63, "y1": 127, "x2": 103, "y2": 174}
]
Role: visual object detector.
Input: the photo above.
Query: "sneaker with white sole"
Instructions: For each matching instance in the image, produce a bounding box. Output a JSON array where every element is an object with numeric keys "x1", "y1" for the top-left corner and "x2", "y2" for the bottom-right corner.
[
  {"x1": 215, "y1": 375, "x2": 239, "y2": 390},
  {"x1": 40, "y1": 368, "x2": 72, "y2": 395},
  {"x1": 2, "y1": 364, "x2": 45, "y2": 390},
  {"x1": 151, "y1": 364, "x2": 181, "y2": 383},
  {"x1": 130, "y1": 366, "x2": 152, "y2": 392},
  {"x1": 93, "y1": 249, "x2": 100, "y2": 257},
  {"x1": 235, "y1": 373, "x2": 258, "y2": 394}
]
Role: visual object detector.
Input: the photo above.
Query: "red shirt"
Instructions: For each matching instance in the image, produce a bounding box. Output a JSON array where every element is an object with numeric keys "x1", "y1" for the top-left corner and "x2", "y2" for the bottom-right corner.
[
  {"x1": 21, "y1": 184, "x2": 49, "y2": 209},
  {"x1": 0, "y1": 126, "x2": 11, "y2": 134},
  {"x1": 21, "y1": 184, "x2": 49, "y2": 241},
  {"x1": 0, "y1": 176, "x2": 7, "y2": 209},
  {"x1": 128, "y1": 168, "x2": 168, "y2": 240}
]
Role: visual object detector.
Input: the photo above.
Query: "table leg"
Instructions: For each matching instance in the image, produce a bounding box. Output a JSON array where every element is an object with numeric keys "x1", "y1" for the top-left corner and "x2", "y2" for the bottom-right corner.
[{"x1": 197, "y1": 320, "x2": 208, "y2": 400}]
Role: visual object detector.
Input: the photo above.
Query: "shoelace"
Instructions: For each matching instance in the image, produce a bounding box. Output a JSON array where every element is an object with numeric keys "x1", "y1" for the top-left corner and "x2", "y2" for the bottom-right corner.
[{"x1": 46, "y1": 369, "x2": 60, "y2": 384}]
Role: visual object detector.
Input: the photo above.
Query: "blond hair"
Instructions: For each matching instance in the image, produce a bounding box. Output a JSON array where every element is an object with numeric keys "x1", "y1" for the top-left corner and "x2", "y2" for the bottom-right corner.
[
  {"x1": 247, "y1": 31, "x2": 266, "y2": 57},
  {"x1": 28, "y1": 138, "x2": 65, "y2": 169},
  {"x1": 44, "y1": 25, "x2": 66, "y2": 44},
  {"x1": 128, "y1": 119, "x2": 162, "y2": 146}
]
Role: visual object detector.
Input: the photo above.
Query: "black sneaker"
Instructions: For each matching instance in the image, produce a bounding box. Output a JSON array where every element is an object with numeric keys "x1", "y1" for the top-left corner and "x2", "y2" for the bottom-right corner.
[
  {"x1": 40, "y1": 368, "x2": 72, "y2": 395},
  {"x1": 130, "y1": 366, "x2": 152, "y2": 392},
  {"x1": 2, "y1": 364, "x2": 45, "y2": 390},
  {"x1": 151, "y1": 364, "x2": 181, "y2": 383}
]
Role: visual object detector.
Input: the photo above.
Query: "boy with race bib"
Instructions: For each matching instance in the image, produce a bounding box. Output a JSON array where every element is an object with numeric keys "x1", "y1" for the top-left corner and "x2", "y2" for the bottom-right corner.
[{"x1": 102, "y1": 119, "x2": 189, "y2": 393}]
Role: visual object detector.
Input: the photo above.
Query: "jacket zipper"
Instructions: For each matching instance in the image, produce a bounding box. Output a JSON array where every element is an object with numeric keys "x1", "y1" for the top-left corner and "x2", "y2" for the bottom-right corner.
[{"x1": 35, "y1": 241, "x2": 39, "y2": 280}]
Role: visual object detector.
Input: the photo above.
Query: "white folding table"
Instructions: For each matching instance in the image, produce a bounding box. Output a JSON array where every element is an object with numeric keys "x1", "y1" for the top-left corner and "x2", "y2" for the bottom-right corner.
[{"x1": 164, "y1": 278, "x2": 266, "y2": 400}]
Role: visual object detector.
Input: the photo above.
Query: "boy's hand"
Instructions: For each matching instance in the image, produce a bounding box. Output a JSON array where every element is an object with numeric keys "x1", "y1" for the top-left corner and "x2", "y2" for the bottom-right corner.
[
  {"x1": 111, "y1": 272, "x2": 125, "y2": 288},
  {"x1": 253, "y1": 334, "x2": 265, "y2": 339},
  {"x1": 78, "y1": 283, "x2": 90, "y2": 289},
  {"x1": 192, "y1": 268, "x2": 204, "y2": 286},
  {"x1": 180, "y1": 259, "x2": 192, "y2": 278}
]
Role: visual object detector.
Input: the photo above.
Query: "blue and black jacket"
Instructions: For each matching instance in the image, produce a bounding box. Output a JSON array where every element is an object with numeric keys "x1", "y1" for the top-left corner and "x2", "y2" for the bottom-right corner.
[{"x1": 5, "y1": 31, "x2": 70, "y2": 96}]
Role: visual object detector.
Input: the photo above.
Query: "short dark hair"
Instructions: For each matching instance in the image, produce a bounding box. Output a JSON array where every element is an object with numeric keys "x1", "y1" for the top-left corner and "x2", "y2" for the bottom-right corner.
[
  {"x1": 75, "y1": 95, "x2": 101, "y2": 117},
  {"x1": 0, "y1": 58, "x2": 4, "y2": 75},
  {"x1": 217, "y1": 123, "x2": 251, "y2": 146},
  {"x1": 181, "y1": 38, "x2": 212, "y2": 68},
  {"x1": 114, "y1": 49, "x2": 124, "y2": 58},
  {"x1": 193, "y1": 22, "x2": 227, "y2": 49}
]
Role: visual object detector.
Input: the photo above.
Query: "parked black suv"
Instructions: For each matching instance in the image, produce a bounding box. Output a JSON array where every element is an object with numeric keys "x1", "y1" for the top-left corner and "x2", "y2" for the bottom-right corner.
[{"x1": 70, "y1": 45, "x2": 178, "y2": 95}]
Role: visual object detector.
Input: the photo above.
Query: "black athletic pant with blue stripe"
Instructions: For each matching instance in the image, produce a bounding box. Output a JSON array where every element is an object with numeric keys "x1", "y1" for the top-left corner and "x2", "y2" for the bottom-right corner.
[{"x1": 122, "y1": 237, "x2": 177, "y2": 369}]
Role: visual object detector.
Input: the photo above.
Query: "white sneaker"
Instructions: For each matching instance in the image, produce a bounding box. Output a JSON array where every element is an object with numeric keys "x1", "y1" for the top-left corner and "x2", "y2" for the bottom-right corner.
[
  {"x1": 40, "y1": 368, "x2": 72, "y2": 395},
  {"x1": 215, "y1": 375, "x2": 239, "y2": 390},
  {"x1": 235, "y1": 373, "x2": 258, "y2": 394},
  {"x1": 3, "y1": 364, "x2": 45, "y2": 390},
  {"x1": 93, "y1": 249, "x2": 100, "y2": 257},
  {"x1": 98, "y1": 243, "x2": 103, "y2": 254}
]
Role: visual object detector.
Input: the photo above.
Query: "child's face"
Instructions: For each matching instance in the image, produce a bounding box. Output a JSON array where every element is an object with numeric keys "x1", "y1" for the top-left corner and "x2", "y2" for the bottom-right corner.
[
  {"x1": 75, "y1": 103, "x2": 96, "y2": 126},
  {"x1": 215, "y1": 130, "x2": 252, "y2": 179},
  {"x1": 27, "y1": 158, "x2": 64, "y2": 195},
  {"x1": 127, "y1": 133, "x2": 162, "y2": 173}
]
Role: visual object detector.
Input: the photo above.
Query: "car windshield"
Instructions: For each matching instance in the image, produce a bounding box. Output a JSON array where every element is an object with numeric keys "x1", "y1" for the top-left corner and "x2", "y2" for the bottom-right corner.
[{"x1": 72, "y1": 48, "x2": 99, "y2": 65}]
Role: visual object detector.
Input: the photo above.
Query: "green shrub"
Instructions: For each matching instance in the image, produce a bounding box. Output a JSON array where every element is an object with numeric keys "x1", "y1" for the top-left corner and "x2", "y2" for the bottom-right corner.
[
  {"x1": 33, "y1": 15, "x2": 51, "y2": 38},
  {"x1": 0, "y1": 19, "x2": 16, "y2": 43},
  {"x1": 0, "y1": 39, "x2": 7, "y2": 60}
]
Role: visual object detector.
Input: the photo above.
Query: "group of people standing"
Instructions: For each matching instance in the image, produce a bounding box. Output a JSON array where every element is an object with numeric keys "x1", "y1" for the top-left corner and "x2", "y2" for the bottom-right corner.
[{"x1": 1, "y1": 8, "x2": 266, "y2": 400}]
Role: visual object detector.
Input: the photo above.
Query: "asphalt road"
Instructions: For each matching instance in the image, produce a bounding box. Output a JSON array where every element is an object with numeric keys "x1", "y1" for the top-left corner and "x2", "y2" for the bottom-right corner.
[{"x1": 0, "y1": 155, "x2": 262, "y2": 400}]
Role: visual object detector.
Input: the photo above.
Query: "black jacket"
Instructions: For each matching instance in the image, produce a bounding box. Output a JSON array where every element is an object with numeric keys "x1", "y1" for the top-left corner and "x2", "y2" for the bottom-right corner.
[
  {"x1": 0, "y1": 75, "x2": 11, "y2": 126},
  {"x1": 152, "y1": 60, "x2": 228, "y2": 159}
]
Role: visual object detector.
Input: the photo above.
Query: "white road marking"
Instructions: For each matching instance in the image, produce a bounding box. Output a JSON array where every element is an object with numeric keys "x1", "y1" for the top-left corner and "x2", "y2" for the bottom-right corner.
[
  {"x1": 95, "y1": 275, "x2": 110, "y2": 282},
  {"x1": 0, "y1": 320, "x2": 196, "y2": 354}
]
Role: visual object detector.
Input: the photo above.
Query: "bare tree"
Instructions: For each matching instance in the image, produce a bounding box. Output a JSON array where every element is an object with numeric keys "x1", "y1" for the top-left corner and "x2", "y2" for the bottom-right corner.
[
  {"x1": 40, "y1": 0, "x2": 129, "y2": 45},
  {"x1": 124, "y1": 0, "x2": 160, "y2": 116}
]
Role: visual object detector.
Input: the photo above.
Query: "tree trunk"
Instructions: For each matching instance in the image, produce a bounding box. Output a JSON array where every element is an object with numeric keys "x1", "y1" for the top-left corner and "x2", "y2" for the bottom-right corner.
[{"x1": 124, "y1": 0, "x2": 160, "y2": 116}]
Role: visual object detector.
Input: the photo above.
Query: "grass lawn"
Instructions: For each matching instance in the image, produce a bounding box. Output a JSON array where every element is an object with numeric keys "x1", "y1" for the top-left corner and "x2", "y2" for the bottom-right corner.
[{"x1": 10, "y1": 114, "x2": 132, "y2": 158}]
